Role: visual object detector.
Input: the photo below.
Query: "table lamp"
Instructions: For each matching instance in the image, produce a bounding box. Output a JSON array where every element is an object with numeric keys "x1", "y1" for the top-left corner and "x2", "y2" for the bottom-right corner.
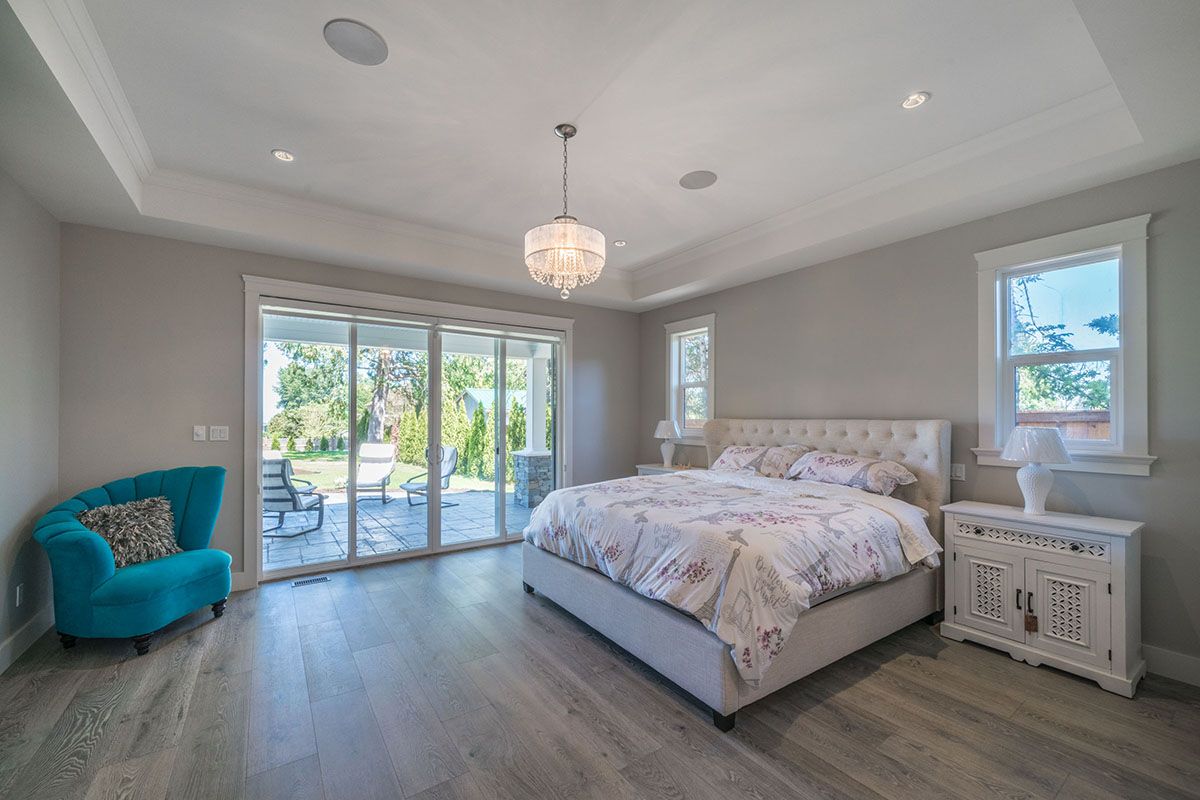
[{"x1": 1001, "y1": 427, "x2": 1071, "y2": 515}]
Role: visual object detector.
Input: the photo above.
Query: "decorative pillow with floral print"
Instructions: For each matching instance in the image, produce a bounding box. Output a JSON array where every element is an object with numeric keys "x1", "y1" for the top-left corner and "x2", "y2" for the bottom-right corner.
[
  {"x1": 710, "y1": 445, "x2": 768, "y2": 472},
  {"x1": 756, "y1": 444, "x2": 812, "y2": 479},
  {"x1": 785, "y1": 451, "x2": 917, "y2": 495}
]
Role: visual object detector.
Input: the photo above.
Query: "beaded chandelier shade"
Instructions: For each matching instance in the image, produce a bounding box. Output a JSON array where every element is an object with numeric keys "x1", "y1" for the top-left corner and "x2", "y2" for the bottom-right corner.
[{"x1": 524, "y1": 124, "x2": 605, "y2": 299}]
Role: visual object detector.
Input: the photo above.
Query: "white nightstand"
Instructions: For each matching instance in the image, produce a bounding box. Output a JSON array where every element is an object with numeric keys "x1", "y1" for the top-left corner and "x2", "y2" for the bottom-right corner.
[
  {"x1": 941, "y1": 501, "x2": 1144, "y2": 697},
  {"x1": 635, "y1": 463, "x2": 702, "y2": 476}
]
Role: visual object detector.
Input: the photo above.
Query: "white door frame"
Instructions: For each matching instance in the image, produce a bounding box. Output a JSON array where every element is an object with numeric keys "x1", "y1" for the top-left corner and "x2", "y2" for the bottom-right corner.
[{"x1": 241, "y1": 276, "x2": 574, "y2": 589}]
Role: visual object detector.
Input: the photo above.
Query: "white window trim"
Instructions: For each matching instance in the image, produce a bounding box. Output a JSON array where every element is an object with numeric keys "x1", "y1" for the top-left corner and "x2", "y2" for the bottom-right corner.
[
  {"x1": 972, "y1": 215, "x2": 1154, "y2": 476},
  {"x1": 665, "y1": 313, "x2": 715, "y2": 445}
]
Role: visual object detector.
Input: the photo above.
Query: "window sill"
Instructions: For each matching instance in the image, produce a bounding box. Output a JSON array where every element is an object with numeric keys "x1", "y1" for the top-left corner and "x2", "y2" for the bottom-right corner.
[
  {"x1": 972, "y1": 448, "x2": 1155, "y2": 476},
  {"x1": 672, "y1": 433, "x2": 706, "y2": 447}
]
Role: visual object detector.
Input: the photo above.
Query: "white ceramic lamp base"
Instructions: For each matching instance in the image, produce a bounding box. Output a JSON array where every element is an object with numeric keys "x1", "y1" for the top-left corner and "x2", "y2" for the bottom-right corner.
[
  {"x1": 1016, "y1": 462, "x2": 1054, "y2": 515},
  {"x1": 660, "y1": 440, "x2": 675, "y2": 469}
]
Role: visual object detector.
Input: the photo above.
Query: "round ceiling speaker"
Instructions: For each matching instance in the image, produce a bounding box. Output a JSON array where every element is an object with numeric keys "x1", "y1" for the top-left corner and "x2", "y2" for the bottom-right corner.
[
  {"x1": 679, "y1": 170, "x2": 718, "y2": 190},
  {"x1": 323, "y1": 19, "x2": 388, "y2": 66}
]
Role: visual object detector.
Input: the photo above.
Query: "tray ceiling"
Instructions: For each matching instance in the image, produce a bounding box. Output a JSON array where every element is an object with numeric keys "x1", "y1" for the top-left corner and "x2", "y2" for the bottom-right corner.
[{"x1": 4, "y1": 0, "x2": 1200, "y2": 308}]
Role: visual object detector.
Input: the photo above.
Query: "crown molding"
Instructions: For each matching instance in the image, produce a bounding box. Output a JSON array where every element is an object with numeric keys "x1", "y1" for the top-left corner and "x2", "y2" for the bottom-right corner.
[
  {"x1": 142, "y1": 169, "x2": 521, "y2": 259},
  {"x1": 630, "y1": 85, "x2": 1141, "y2": 304},
  {"x1": 9, "y1": 0, "x2": 155, "y2": 196},
  {"x1": 630, "y1": 86, "x2": 1133, "y2": 283}
]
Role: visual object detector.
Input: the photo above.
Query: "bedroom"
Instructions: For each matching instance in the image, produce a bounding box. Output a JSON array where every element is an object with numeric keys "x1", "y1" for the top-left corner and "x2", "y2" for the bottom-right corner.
[{"x1": 1, "y1": 1, "x2": 1198, "y2": 798}]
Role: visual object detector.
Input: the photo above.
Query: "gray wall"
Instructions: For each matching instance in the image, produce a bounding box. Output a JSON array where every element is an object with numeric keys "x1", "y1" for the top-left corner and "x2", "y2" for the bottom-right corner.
[
  {"x1": 59, "y1": 225, "x2": 640, "y2": 573},
  {"x1": 639, "y1": 158, "x2": 1200, "y2": 664},
  {"x1": 0, "y1": 168, "x2": 59, "y2": 659}
]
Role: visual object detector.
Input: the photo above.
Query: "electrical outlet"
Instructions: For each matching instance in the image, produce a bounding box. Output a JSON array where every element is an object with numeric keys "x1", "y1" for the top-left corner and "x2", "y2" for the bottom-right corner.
[
  {"x1": 950, "y1": 463, "x2": 966, "y2": 481},
  {"x1": 15, "y1": 583, "x2": 23, "y2": 608},
  {"x1": 193, "y1": 425, "x2": 207, "y2": 441},
  {"x1": 209, "y1": 425, "x2": 229, "y2": 441}
]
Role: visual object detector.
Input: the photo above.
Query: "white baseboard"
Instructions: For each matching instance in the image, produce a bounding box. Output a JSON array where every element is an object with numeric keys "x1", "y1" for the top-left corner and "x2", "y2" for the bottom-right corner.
[
  {"x1": 1144, "y1": 644, "x2": 1200, "y2": 688},
  {"x1": 0, "y1": 604, "x2": 54, "y2": 675}
]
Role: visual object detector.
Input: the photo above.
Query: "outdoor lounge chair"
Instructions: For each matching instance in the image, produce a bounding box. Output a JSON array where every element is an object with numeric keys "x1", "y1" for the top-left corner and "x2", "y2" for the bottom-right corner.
[
  {"x1": 262, "y1": 457, "x2": 325, "y2": 537},
  {"x1": 356, "y1": 443, "x2": 397, "y2": 503},
  {"x1": 401, "y1": 445, "x2": 459, "y2": 507}
]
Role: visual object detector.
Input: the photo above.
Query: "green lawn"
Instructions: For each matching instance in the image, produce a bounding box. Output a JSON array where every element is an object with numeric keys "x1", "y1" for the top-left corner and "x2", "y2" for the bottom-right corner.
[{"x1": 279, "y1": 450, "x2": 508, "y2": 494}]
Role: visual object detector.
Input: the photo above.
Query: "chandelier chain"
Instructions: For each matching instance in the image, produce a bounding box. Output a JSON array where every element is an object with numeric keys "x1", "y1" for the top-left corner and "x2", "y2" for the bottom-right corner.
[{"x1": 561, "y1": 135, "x2": 569, "y2": 217}]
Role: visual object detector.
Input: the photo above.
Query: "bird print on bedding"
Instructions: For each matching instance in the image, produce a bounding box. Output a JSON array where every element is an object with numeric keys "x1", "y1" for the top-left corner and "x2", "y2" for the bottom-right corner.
[{"x1": 524, "y1": 469, "x2": 941, "y2": 683}]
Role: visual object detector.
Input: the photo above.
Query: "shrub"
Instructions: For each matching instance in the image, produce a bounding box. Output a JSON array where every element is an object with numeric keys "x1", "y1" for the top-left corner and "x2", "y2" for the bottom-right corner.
[
  {"x1": 270, "y1": 436, "x2": 281, "y2": 450},
  {"x1": 286, "y1": 436, "x2": 296, "y2": 452},
  {"x1": 319, "y1": 435, "x2": 330, "y2": 451},
  {"x1": 337, "y1": 435, "x2": 345, "y2": 450}
]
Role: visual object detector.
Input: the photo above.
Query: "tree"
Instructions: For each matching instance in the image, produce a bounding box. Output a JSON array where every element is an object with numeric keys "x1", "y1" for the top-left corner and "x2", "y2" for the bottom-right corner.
[
  {"x1": 1010, "y1": 274, "x2": 1117, "y2": 412},
  {"x1": 462, "y1": 404, "x2": 490, "y2": 480},
  {"x1": 505, "y1": 398, "x2": 526, "y2": 482},
  {"x1": 275, "y1": 343, "x2": 348, "y2": 408}
]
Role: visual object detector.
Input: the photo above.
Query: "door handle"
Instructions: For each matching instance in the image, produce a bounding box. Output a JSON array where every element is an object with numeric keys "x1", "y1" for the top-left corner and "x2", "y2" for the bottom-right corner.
[
  {"x1": 1016, "y1": 589, "x2": 1021, "y2": 610},
  {"x1": 1026, "y1": 591, "x2": 1033, "y2": 611}
]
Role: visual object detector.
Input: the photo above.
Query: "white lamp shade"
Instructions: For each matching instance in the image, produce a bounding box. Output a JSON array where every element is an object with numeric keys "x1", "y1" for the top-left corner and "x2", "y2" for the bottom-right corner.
[
  {"x1": 524, "y1": 216, "x2": 605, "y2": 297},
  {"x1": 1001, "y1": 427, "x2": 1071, "y2": 464},
  {"x1": 654, "y1": 419, "x2": 678, "y2": 439}
]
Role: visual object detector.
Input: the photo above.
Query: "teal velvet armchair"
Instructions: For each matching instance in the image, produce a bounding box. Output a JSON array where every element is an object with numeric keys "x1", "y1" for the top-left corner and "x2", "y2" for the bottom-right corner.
[{"x1": 34, "y1": 466, "x2": 231, "y2": 656}]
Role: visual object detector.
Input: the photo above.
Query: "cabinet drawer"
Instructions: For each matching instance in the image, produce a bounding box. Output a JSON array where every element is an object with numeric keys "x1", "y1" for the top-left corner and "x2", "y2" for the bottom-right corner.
[{"x1": 955, "y1": 518, "x2": 1109, "y2": 563}]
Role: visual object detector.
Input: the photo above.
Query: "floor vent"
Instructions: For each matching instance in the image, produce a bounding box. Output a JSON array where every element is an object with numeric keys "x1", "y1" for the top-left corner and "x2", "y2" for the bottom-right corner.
[{"x1": 292, "y1": 576, "x2": 331, "y2": 587}]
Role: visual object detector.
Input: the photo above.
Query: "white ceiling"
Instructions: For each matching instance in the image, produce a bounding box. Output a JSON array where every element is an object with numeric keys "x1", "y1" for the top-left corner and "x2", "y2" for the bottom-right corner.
[{"x1": 4, "y1": 0, "x2": 1200, "y2": 309}]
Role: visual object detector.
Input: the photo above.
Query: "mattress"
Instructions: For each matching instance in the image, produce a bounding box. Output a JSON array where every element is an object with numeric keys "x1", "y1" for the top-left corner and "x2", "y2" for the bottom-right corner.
[{"x1": 524, "y1": 469, "x2": 940, "y2": 682}]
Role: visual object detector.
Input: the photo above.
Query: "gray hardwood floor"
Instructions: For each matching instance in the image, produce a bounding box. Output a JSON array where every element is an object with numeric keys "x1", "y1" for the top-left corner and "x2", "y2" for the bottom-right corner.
[{"x1": 2, "y1": 541, "x2": 1198, "y2": 800}]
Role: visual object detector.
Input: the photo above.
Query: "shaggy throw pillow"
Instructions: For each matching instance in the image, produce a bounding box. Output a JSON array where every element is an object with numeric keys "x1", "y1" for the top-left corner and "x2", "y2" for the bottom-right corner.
[{"x1": 76, "y1": 497, "x2": 181, "y2": 568}]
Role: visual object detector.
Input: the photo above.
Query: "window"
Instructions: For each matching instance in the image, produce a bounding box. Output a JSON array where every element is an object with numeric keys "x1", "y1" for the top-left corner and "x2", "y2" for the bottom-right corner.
[
  {"x1": 974, "y1": 216, "x2": 1153, "y2": 475},
  {"x1": 665, "y1": 314, "x2": 714, "y2": 442}
]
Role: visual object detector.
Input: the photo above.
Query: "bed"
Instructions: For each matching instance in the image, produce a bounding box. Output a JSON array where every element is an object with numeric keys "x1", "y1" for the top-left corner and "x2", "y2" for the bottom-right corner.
[{"x1": 521, "y1": 418, "x2": 951, "y2": 730}]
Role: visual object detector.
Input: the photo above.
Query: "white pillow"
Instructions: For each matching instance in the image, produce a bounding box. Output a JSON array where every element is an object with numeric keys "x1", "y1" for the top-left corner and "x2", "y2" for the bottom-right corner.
[
  {"x1": 786, "y1": 451, "x2": 917, "y2": 495},
  {"x1": 756, "y1": 445, "x2": 812, "y2": 479},
  {"x1": 710, "y1": 446, "x2": 768, "y2": 472}
]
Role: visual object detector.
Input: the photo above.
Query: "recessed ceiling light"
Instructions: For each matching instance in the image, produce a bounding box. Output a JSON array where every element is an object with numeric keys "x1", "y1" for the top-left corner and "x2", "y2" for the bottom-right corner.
[
  {"x1": 901, "y1": 91, "x2": 931, "y2": 110},
  {"x1": 679, "y1": 170, "x2": 718, "y2": 190},
  {"x1": 613, "y1": 240, "x2": 627, "y2": 247},
  {"x1": 324, "y1": 19, "x2": 388, "y2": 66},
  {"x1": 271, "y1": 148, "x2": 295, "y2": 162}
]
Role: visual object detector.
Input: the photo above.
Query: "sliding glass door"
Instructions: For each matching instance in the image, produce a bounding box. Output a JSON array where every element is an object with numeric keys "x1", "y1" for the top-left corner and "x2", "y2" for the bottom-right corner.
[
  {"x1": 258, "y1": 306, "x2": 563, "y2": 578},
  {"x1": 353, "y1": 322, "x2": 430, "y2": 558},
  {"x1": 261, "y1": 314, "x2": 354, "y2": 573},
  {"x1": 504, "y1": 339, "x2": 557, "y2": 537}
]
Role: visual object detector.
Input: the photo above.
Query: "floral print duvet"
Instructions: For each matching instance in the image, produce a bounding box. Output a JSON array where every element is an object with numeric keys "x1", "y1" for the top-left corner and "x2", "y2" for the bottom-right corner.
[{"x1": 524, "y1": 469, "x2": 941, "y2": 683}]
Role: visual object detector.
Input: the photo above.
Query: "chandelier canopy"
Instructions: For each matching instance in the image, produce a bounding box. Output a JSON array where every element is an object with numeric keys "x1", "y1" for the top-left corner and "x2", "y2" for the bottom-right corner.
[{"x1": 524, "y1": 123, "x2": 605, "y2": 299}]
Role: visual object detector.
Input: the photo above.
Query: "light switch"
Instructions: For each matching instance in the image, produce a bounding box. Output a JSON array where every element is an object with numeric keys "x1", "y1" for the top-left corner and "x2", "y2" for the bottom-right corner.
[
  {"x1": 210, "y1": 425, "x2": 229, "y2": 442},
  {"x1": 950, "y1": 463, "x2": 966, "y2": 481},
  {"x1": 193, "y1": 425, "x2": 207, "y2": 442}
]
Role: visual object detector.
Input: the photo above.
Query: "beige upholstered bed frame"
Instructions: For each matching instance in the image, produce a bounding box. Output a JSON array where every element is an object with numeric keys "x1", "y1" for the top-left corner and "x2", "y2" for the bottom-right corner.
[{"x1": 522, "y1": 418, "x2": 952, "y2": 730}]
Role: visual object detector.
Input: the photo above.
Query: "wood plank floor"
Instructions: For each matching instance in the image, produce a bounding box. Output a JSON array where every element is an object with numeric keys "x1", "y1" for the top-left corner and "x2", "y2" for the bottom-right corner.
[{"x1": 3, "y1": 541, "x2": 1198, "y2": 800}]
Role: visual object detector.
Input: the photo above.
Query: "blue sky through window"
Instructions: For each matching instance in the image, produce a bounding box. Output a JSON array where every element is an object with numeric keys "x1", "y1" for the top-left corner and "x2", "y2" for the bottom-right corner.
[{"x1": 1008, "y1": 258, "x2": 1119, "y2": 354}]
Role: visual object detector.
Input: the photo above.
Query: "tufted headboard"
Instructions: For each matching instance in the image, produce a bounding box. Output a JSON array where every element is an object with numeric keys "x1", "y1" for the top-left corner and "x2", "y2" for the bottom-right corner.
[{"x1": 703, "y1": 419, "x2": 952, "y2": 542}]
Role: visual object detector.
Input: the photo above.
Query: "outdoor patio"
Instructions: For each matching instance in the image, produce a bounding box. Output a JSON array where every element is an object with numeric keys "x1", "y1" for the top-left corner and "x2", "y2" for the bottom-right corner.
[{"x1": 262, "y1": 489, "x2": 533, "y2": 572}]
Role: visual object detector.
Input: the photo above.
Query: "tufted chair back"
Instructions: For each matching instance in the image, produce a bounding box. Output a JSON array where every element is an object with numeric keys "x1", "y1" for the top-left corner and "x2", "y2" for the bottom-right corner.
[{"x1": 35, "y1": 466, "x2": 226, "y2": 552}]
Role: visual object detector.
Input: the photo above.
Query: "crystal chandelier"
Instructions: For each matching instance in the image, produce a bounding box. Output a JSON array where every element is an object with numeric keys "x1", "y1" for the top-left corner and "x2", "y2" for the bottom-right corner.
[{"x1": 524, "y1": 123, "x2": 605, "y2": 299}]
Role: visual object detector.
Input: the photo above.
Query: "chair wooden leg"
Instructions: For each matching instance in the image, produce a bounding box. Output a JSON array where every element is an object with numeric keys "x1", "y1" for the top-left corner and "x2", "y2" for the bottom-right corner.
[
  {"x1": 212, "y1": 598, "x2": 227, "y2": 618},
  {"x1": 712, "y1": 710, "x2": 736, "y2": 732},
  {"x1": 132, "y1": 634, "x2": 152, "y2": 656},
  {"x1": 58, "y1": 632, "x2": 77, "y2": 649}
]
